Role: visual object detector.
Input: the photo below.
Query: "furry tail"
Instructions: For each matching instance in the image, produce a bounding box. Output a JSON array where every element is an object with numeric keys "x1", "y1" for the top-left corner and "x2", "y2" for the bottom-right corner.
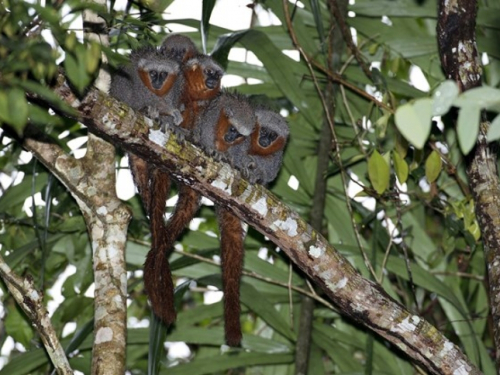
[
  {"x1": 143, "y1": 169, "x2": 176, "y2": 324},
  {"x1": 217, "y1": 207, "x2": 244, "y2": 347},
  {"x1": 144, "y1": 182, "x2": 201, "y2": 324}
]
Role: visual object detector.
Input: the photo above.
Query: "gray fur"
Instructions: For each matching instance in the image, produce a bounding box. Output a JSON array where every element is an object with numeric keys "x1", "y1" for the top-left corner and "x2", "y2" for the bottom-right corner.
[
  {"x1": 161, "y1": 34, "x2": 198, "y2": 62},
  {"x1": 248, "y1": 108, "x2": 289, "y2": 185},
  {"x1": 110, "y1": 45, "x2": 184, "y2": 129},
  {"x1": 194, "y1": 91, "x2": 255, "y2": 169}
]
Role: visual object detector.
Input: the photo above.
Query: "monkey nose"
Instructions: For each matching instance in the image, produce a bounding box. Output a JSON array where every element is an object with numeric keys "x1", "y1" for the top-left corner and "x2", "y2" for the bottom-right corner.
[{"x1": 205, "y1": 78, "x2": 218, "y2": 89}]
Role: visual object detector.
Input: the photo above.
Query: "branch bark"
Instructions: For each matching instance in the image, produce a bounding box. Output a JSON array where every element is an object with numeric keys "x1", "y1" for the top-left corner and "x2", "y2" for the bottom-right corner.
[
  {"x1": 82, "y1": 2, "x2": 129, "y2": 372},
  {"x1": 437, "y1": 0, "x2": 500, "y2": 370},
  {"x1": 0, "y1": 253, "x2": 73, "y2": 375},
  {"x1": 39, "y1": 74, "x2": 482, "y2": 374}
]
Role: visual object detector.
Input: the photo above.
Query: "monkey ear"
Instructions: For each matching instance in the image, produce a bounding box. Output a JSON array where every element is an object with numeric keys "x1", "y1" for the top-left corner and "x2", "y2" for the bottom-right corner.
[{"x1": 225, "y1": 107, "x2": 234, "y2": 118}]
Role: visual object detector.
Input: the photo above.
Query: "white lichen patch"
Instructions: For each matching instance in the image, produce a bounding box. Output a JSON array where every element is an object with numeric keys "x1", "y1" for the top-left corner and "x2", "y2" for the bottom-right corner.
[
  {"x1": 252, "y1": 197, "x2": 268, "y2": 216},
  {"x1": 333, "y1": 277, "x2": 348, "y2": 290},
  {"x1": 95, "y1": 327, "x2": 113, "y2": 344},
  {"x1": 102, "y1": 113, "x2": 115, "y2": 129},
  {"x1": 144, "y1": 117, "x2": 154, "y2": 128},
  {"x1": 96, "y1": 206, "x2": 108, "y2": 215},
  {"x1": 392, "y1": 316, "x2": 417, "y2": 333},
  {"x1": 211, "y1": 165, "x2": 234, "y2": 194},
  {"x1": 29, "y1": 290, "x2": 40, "y2": 300},
  {"x1": 319, "y1": 269, "x2": 334, "y2": 282},
  {"x1": 453, "y1": 362, "x2": 471, "y2": 375},
  {"x1": 149, "y1": 129, "x2": 168, "y2": 146},
  {"x1": 308, "y1": 245, "x2": 325, "y2": 258},
  {"x1": 211, "y1": 179, "x2": 231, "y2": 194},
  {"x1": 440, "y1": 340, "x2": 454, "y2": 357},
  {"x1": 273, "y1": 217, "x2": 298, "y2": 236}
]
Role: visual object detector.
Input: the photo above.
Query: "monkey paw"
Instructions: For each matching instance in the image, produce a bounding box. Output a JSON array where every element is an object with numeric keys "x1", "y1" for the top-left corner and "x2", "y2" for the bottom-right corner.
[{"x1": 170, "y1": 109, "x2": 183, "y2": 126}]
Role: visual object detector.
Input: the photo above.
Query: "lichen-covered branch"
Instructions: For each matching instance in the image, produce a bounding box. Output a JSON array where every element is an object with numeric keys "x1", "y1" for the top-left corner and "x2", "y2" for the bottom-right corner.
[
  {"x1": 42, "y1": 76, "x2": 482, "y2": 374},
  {"x1": 0, "y1": 253, "x2": 73, "y2": 375},
  {"x1": 83, "y1": 2, "x2": 129, "y2": 373},
  {"x1": 437, "y1": 0, "x2": 500, "y2": 370}
]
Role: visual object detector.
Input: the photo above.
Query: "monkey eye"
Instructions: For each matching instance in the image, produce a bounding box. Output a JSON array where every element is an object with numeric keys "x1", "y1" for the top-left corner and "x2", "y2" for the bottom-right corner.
[
  {"x1": 149, "y1": 70, "x2": 160, "y2": 82},
  {"x1": 159, "y1": 71, "x2": 168, "y2": 81},
  {"x1": 259, "y1": 128, "x2": 278, "y2": 148},
  {"x1": 224, "y1": 125, "x2": 244, "y2": 143}
]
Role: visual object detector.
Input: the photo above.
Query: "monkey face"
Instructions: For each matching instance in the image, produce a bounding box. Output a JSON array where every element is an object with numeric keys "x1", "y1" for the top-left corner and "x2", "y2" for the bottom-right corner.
[
  {"x1": 258, "y1": 127, "x2": 279, "y2": 148},
  {"x1": 224, "y1": 124, "x2": 245, "y2": 144},
  {"x1": 148, "y1": 70, "x2": 169, "y2": 90},
  {"x1": 204, "y1": 67, "x2": 222, "y2": 89},
  {"x1": 184, "y1": 55, "x2": 224, "y2": 100},
  {"x1": 249, "y1": 109, "x2": 289, "y2": 157},
  {"x1": 136, "y1": 54, "x2": 180, "y2": 97}
]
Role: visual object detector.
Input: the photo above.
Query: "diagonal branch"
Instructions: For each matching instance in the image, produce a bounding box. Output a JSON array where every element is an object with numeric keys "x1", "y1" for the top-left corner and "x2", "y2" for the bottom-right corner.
[{"x1": 38, "y1": 74, "x2": 482, "y2": 375}]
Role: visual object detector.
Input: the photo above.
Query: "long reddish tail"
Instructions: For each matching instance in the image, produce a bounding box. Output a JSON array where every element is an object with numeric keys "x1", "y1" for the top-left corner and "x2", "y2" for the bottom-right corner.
[
  {"x1": 144, "y1": 182, "x2": 201, "y2": 324},
  {"x1": 129, "y1": 154, "x2": 152, "y2": 215},
  {"x1": 143, "y1": 169, "x2": 176, "y2": 324},
  {"x1": 217, "y1": 207, "x2": 245, "y2": 347}
]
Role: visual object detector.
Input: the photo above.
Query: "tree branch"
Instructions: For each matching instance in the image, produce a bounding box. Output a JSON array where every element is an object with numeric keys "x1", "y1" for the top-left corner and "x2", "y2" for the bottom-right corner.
[
  {"x1": 38, "y1": 73, "x2": 482, "y2": 374},
  {"x1": 437, "y1": 0, "x2": 500, "y2": 370},
  {"x1": 0, "y1": 253, "x2": 73, "y2": 375}
]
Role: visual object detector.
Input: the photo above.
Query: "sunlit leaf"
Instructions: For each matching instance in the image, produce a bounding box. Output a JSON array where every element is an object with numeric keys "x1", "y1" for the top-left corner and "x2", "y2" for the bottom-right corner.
[
  {"x1": 425, "y1": 150, "x2": 442, "y2": 183},
  {"x1": 487, "y1": 114, "x2": 500, "y2": 142},
  {"x1": 395, "y1": 98, "x2": 432, "y2": 149},
  {"x1": 392, "y1": 151, "x2": 408, "y2": 184},
  {"x1": 457, "y1": 104, "x2": 480, "y2": 154},
  {"x1": 432, "y1": 80, "x2": 459, "y2": 115},
  {"x1": 368, "y1": 150, "x2": 390, "y2": 195}
]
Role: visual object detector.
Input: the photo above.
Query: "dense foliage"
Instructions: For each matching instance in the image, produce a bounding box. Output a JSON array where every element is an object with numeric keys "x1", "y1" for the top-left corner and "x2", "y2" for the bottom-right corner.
[{"x1": 1, "y1": 0, "x2": 500, "y2": 373}]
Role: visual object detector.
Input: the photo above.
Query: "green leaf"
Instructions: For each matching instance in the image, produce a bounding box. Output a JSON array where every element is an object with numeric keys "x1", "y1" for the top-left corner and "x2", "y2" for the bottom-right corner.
[
  {"x1": 395, "y1": 98, "x2": 432, "y2": 149},
  {"x1": 487, "y1": 114, "x2": 500, "y2": 142},
  {"x1": 201, "y1": 0, "x2": 216, "y2": 54},
  {"x1": 64, "y1": 46, "x2": 92, "y2": 94},
  {"x1": 457, "y1": 104, "x2": 480, "y2": 154},
  {"x1": 166, "y1": 352, "x2": 293, "y2": 375},
  {"x1": 425, "y1": 150, "x2": 442, "y2": 183},
  {"x1": 5, "y1": 304, "x2": 33, "y2": 348},
  {"x1": 368, "y1": 150, "x2": 390, "y2": 195},
  {"x1": 392, "y1": 151, "x2": 408, "y2": 184},
  {"x1": 432, "y1": 80, "x2": 459, "y2": 115},
  {"x1": 5, "y1": 88, "x2": 29, "y2": 133},
  {"x1": 237, "y1": 29, "x2": 317, "y2": 126},
  {"x1": 85, "y1": 41, "x2": 101, "y2": 74},
  {"x1": 138, "y1": 0, "x2": 174, "y2": 13},
  {"x1": 454, "y1": 86, "x2": 500, "y2": 111}
]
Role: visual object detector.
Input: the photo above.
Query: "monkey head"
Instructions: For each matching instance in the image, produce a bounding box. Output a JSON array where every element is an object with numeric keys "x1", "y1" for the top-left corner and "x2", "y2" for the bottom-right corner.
[
  {"x1": 161, "y1": 34, "x2": 198, "y2": 63},
  {"x1": 183, "y1": 54, "x2": 224, "y2": 101},
  {"x1": 247, "y1": 108, "x2": 289, "y2": 184},
  {"x1": 250, "y1": 108, "x2": 289, "y2": 156},
  {"x1": 129, "y1": 46, "x2": 181, "y2": 97},
  {"x1": 195, "y1": 91, "x2": 255, "y2": 164}
]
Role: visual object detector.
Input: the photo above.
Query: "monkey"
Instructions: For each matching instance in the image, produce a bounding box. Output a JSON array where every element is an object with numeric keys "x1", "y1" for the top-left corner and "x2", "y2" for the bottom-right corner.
[
  {"x1": 161, "y1": 34, "x2": 198, "y2": 63},
  {"x1": 195, "y1": 90, "x2": 256, "y2": 159},
  {"x1": 110, "y1": 43, "x2": 186, "y2": 324},
  {"x1": 245, "y1": 107, "x2": 289, "y2": 185},
  {"x1": 179, "y1": 54, "x2": 224, "y2": 132},
  {"x1": 193, "y1": 91, "x2": 256, "y2": 346},
  {"x1": 142, "y1": 52, "x2": 224, "y2": 325}
]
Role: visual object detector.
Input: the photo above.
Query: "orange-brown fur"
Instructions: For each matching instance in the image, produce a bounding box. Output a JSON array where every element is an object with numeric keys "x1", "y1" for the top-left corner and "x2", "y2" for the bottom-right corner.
[
  {"x1": 143, "y1": 170, "x2": 176, "y2": 324},
  {"x1": 138, "y1": 69, "x2": 178, "y2": 97},
  {"x1": 214, "y1": 112, "x2": 246, "y2": 152},
  {"x1": 217, "y1": 207, "x2": 245, "y2": 347},
  {"x1": 249, "y1": 124, "x2": 286, "y2": 157}
]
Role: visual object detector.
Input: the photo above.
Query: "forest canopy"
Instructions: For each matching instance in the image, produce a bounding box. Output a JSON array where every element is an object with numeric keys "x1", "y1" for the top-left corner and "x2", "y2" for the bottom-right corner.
[{"x1": 1, "y1": 0, "x2": 500, "y2": 374}]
